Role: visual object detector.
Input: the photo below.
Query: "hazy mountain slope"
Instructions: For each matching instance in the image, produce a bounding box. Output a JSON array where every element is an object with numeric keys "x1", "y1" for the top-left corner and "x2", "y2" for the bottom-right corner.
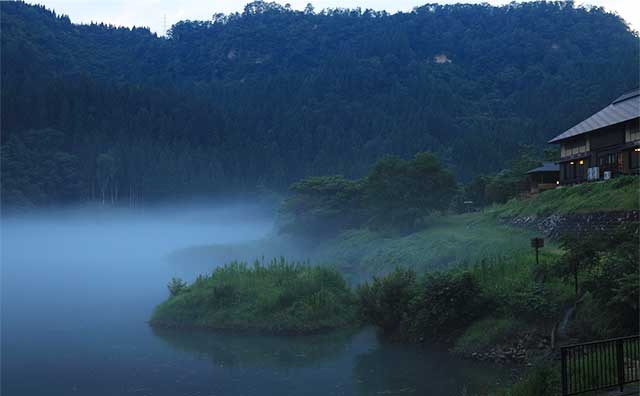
[{"x1": 1, "y1": 1, "x2": 638, "y2": 206}]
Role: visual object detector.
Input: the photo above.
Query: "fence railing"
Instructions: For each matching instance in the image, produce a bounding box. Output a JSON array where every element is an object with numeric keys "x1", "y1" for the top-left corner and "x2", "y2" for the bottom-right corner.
[{"x1": 561, "y1": 335, "x2": 640, "y2": 395}]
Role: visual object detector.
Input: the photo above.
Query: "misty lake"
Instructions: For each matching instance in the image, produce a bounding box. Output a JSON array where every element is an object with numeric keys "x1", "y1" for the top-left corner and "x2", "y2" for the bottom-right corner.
[{"x1": 1, "y1": 205, "x2": 508, "y2": 396}]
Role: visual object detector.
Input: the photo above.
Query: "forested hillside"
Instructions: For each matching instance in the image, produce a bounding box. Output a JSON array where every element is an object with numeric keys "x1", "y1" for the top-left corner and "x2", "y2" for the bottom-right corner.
[{"x1": 1, "y1": 1, "x2": 638, "y2": 207}]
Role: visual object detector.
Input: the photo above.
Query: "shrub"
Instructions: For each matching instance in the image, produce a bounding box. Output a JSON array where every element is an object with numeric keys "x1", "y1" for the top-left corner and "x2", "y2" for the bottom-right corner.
[
  {"x1": 405, "y1": 271, "x2": 484, "y2": 342},
  {"x1": 469, "y1": 254, "x2": 573, "y2": 328},
  {"x1": 167, "y1": 277, "x2": 188, "y2": 297},
  {"x1": 357, "y1": 268, "x2": 486, "y2": 342},
  {"x1": 356, "y1": 268, "x2": 417, "y2": 334},
  {"x1": 581, "y1": 223, "x2": 640, "y2": 336},
  {"x1": 498, "y1": 283, "x2": 568, "y2": 323}
]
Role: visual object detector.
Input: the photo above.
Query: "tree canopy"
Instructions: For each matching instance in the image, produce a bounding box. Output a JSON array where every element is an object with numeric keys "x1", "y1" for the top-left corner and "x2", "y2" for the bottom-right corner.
[
  {"x1": 1, "y1": 1, "x2": 638, "y2": 207},
  {"x1": 279, "y1": 152, "x2": 457, "y2": 235}
]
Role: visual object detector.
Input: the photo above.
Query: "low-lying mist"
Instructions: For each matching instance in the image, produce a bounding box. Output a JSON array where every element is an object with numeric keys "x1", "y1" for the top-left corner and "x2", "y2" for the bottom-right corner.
[
  {"x1": 2, "y1": 202, "x2": 275, "y2": 261},
  {"x1": 0, "y1": 201, "x2": 321, "y2": 395},
  {"x1": 1, "y1": 202, "x2": 277, "y2": 339}
]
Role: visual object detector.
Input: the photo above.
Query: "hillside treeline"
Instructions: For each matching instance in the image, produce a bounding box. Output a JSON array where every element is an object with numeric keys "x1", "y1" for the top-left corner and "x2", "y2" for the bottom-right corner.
[{"x1": 1, "y1": 1, "x2": 638, "y2": 206}]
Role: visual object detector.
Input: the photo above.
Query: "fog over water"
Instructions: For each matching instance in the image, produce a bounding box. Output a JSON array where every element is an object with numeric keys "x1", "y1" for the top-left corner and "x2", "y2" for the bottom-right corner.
[{"x1": 1, "y1": 203, "x2": 507, "y2": 395}]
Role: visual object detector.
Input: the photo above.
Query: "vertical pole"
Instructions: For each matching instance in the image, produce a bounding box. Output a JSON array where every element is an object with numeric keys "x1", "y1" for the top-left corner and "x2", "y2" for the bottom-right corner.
[
  {"x1": 535, "y1": 245, "x2": 539, "y2": 267},
  {"x1": 617, "y1": 339, "x2": 625, "y2": 392},
  {"x1": 561, "y1": 347, "x2": 568, "y2": 396},
  {"x1": 574, "y1": 260, "x2": 579, "y2": 297}
]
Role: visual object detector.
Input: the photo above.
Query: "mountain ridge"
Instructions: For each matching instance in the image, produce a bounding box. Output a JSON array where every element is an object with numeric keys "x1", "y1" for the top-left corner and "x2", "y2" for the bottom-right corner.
[{"x1": 1, "y1": 1, "x2": 638, "y2": 206}]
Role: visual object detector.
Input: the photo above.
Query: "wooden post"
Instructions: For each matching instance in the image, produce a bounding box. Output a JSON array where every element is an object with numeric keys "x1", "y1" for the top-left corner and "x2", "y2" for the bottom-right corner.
[
  {"x1": 530, "y1": 237, "x2": 544, "y2": 267},
  {"x1": 561, "y1": 347, "x2": 568, "y2": 396}
]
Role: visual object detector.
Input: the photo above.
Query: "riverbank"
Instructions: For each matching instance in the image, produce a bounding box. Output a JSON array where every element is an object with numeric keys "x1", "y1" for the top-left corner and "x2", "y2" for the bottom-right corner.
[{"x1": 160, "y1": 177, "x2": 639, "y2": 395}]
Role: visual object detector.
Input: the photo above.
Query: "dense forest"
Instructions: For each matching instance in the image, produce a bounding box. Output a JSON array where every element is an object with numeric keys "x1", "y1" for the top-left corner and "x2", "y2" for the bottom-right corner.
[{"x1": 1, "y1": 1, "x2": 638, "y2": 207}]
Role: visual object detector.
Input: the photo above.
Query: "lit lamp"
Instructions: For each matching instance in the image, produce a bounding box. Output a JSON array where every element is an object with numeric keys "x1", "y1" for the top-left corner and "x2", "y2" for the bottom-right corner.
[
  {"x1": 579, "y1": 160, "x2": 584, "y2": 165},
  {"x1": 635, "y1": 148, "x2": 640, "y2": 152}
]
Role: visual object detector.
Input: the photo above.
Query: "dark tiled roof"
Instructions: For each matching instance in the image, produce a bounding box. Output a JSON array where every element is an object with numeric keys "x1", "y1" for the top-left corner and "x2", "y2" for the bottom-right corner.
[
  {"x1": 548, "y1": 88, "x2": 640, "y2": 143},
  {"x1": 527, "y1": 161, "x2": 559, "y2": 174}
]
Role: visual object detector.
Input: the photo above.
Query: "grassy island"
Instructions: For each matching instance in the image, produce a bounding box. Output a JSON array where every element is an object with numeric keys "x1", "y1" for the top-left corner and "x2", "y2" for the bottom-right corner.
[{"x1": 150, "y1": 258, "x2": 358, "y2": 334}]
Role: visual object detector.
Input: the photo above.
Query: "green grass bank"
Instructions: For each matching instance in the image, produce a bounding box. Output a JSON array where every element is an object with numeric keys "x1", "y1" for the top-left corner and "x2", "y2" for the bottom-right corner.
[
  {"x1": 490, "y1": 175, "x2": 639, "y2": 219},
  {"x1": 150, "y1": 258, "x2": 358, "y2": 334}
]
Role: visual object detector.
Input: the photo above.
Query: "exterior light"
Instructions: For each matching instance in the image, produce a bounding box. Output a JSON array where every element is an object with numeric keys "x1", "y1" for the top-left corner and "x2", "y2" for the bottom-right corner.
[
  {"x1": 579, "y1": 160, "x2": 584, "y2": 165},
  {"x1": 570, "y1": 161, "x2": 574, "y2": 165},
  {"x1": 556, "y1": 181, "x2": 560, "y2": 185},
  {"x1": 635, "y1": 148, "x2": 640, "y2": 152}
]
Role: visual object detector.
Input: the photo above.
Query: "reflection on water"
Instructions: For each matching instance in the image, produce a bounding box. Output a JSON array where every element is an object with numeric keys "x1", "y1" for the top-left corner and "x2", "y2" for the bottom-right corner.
[
  {"x1": 352, "y1": 335, "x2": 508, "y2": 395},
  {"x1": 152, "y1": 327, "x2": 359, "y2": 369},
  {"x1": 1, "y1": 205, "x2": 509, "y2": 396},
  {"x1": 153, "y1": 326, "x2": 510, "y2": 395}
]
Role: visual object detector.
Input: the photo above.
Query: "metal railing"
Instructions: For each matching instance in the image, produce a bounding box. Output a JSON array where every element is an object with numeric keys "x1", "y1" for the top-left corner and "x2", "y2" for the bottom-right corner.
[{"x1": 561, "y1": 335, "x2": 640, "y2": 395}]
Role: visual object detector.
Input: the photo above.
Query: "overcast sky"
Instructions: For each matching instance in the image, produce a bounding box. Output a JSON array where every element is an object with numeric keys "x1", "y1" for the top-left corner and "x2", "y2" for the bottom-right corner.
[{"x1": 28, "y1": 0, "x2": 639, "y2": 36}]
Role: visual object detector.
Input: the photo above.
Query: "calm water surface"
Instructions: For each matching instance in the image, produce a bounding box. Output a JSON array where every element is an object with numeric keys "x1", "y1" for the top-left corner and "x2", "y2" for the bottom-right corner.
[{"x1": 1, "y1": 205, "x2": 507, "y2": 396}]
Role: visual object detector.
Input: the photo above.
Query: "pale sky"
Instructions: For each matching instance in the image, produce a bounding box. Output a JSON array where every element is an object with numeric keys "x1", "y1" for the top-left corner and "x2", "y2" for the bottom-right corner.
[{"x1": 27, "y1": 0, "x2": 640, "y2": 36}]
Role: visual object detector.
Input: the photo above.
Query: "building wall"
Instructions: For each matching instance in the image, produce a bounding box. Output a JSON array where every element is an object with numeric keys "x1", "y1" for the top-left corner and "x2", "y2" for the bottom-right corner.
[
  {"x1": 559, "y1": 158, "x2": 589, "y2": 183},
  {"x1": 560, "y1": 137, "x2": 589, "y2": 158},
  {"x1": 625, "y1": 118, "x2": 640, "y2": 143},
  {"x1": 557, "y1": 118, "x2": 640, "y2": 184}
]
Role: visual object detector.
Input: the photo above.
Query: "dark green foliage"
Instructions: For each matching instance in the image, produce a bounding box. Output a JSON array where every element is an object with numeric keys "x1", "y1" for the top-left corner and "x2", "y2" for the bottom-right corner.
[
  {"x1": 1, "y1": 128, "x2": 83, "y2": 206},
  {"x1": 469, "y1": 254, "x2": 573, "y2": 327},
  {"x1": 279, "y1": 152, "x2": 456, "y2": 235},
  {"x1": 484, "y1": 171, "x2": 527, "y2": 204},
  {"x1": 481, "y1": 151, "x2": 542, "y2": 204},
  {"x1": 364, "y1": 153, "x2": 457, "y2": 231},
  {"x1": 357, "y1": 269, "x2": 485, "y2": 342},
  {"x1": 167, "y1": 277, "x2": 188, "y2": 297},
  {"x1": 570, "y1": 223, "x2": 640, "y2": 337},
  {"x1": 151, "y1": 258, "x2": 358, "y2": 334},
  {"x1": 459, "y1": 149, "x2": 562, "y2": 209},
  {"x1": 555, "y1": 229, "x2": 606, "y2": 297},
  {"x1": 356, "y1": 268, "x2": 416, "y2": 334},
  {"x1": 498, "y1": 283, "x2": 567, "y2": 323},
  {"x1": 462, "y1": 175, "x2": 491, "y2": 208},
  {"x1": 278, "y1": 176, "x2": 365, "y2": 237},
  {"x1": 2, "y1": 1, "x2": 639, "y2": 206},
  {"x1": 404, "y1": 271, "x2": 484, "y2": 342}
]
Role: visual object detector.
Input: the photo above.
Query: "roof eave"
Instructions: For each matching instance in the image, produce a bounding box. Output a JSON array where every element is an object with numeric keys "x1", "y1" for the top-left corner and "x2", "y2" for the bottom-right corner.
[{"x1": 548, "y1": 136, "x2": 567, "y2": 144}]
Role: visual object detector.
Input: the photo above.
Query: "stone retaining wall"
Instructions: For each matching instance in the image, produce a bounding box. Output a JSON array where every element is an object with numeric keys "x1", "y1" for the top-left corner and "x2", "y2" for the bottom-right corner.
[{"x1": 505, "y1": 210, "x2": 639, "y2": 239}]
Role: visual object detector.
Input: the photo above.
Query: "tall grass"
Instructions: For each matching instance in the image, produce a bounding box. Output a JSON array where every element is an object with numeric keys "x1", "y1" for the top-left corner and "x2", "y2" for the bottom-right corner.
[
  {"x1": 150, "y1": 258, "x2": 358, "y2": 334},
  {"x1": 467, "y1": 252, "x2": 571, "y2": 312},
  {"x1": 316, "y1": 213, "x2": 547, "y2": 280}
]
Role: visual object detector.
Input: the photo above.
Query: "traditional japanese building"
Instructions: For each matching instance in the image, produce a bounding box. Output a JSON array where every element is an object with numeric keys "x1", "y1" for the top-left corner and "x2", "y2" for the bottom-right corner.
[
  {"x1": 548, "y1": 88, "x2": 640, "y2": 184},
  {"x1": 526, "y1": 162, "x2": 559, "y2": 193}
]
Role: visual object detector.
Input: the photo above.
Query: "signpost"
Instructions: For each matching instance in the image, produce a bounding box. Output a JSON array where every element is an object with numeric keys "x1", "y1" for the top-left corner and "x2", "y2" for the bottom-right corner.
[{"x1": 530, "y1": 237, "x2": 544, "y2": 266}]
